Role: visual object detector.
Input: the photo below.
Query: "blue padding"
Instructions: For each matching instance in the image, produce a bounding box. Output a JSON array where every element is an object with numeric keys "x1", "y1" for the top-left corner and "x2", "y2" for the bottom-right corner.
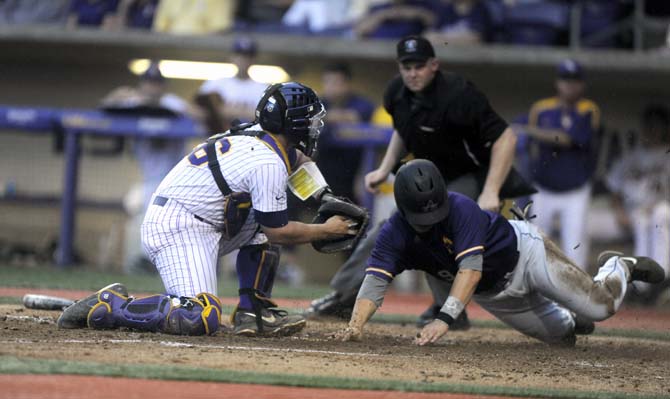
[{"x1": 0, "y1": 106, "x2": 57, "y2": 131}]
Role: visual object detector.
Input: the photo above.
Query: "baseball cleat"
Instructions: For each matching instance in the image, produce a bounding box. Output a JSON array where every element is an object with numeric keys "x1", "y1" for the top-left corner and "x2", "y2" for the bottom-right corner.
[
  {"x1": 57, "y1": 283, "x2": 128, "y2": 329},
  {"x1": 597, "y1": 251, "x2": 666, "y2": 284},
  {"x1": 573, "y1": 314, "x2": 595, "y2": 335},
  {"x1": 304, "y1": 291, "x2": 355, "y2": 319},
  {"x1": 232, "y1": 308, "x2": 306, "y2": 337}
]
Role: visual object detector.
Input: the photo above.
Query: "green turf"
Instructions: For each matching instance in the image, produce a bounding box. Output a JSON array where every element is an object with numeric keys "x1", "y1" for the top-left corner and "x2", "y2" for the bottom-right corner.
[
  {"x1": 0, "y1": 265, "x2": 330, "y2": 299},
  {"x1": 0, "y1": 296, "x2": 22, "y2": 305},
  {"x1": 0, "y1": 355, "x2": 665, "y2": 399}
]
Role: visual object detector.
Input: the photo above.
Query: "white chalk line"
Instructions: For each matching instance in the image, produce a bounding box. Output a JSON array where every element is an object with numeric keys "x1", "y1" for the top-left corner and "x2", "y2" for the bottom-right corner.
[
  {"x1": 0, "y1": 338, "x2": 396, "y2": 358},
  {"x1": 3, "y1": 313, "x2": 426, "y2": 359},
  {"x1": 4, "y1": 315, "x2": 55, "y2": 324}
]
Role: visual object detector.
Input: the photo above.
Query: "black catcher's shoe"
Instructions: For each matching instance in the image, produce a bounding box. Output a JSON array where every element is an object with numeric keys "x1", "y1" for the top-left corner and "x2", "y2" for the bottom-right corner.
[
  {"x1": 304, "y1": 291, "x2": 355, "y2": 319},
  {"x1": 233, "y1": 307, "x2": 306, "y2": 337},
  {"x1": 57, "y1": 283, "x2": 128, "y2": 329}
]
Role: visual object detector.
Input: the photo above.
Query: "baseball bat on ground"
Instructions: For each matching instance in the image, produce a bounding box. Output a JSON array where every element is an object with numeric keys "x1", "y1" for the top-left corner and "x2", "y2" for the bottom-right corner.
[{"x1": 22, "y1": 294, "x2": 74, "y2": 310}]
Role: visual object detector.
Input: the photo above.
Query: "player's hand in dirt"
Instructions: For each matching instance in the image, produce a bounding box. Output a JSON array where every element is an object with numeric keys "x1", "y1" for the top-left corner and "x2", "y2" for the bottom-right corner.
[
  {"x1": 331, "y1": 326, "x2": 362, "y2": 342},
  {"x1": 414, "y1": 319, "x2": 449, "y2": 346}
]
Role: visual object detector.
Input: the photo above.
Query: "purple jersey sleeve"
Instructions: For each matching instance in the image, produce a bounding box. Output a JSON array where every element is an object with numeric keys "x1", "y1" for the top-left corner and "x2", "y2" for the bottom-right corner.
[
  {"x1": 448, "y1": 194, "x2": 488, "y2": 263},
  {"x1": 366, "y1": 214, "x2": 413, "y2": 282}
]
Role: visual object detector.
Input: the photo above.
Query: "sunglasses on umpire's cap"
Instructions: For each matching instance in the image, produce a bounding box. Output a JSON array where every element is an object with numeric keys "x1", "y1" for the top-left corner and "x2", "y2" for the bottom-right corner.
[{"x1": 396, "y1": 36, "x2": 435, "y2": 63}]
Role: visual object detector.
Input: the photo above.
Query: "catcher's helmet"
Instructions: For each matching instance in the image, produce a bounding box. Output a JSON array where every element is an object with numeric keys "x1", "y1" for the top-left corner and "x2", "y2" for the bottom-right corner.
[
  {"x1": 255, "y1": 82, "x2": 325, "y2": 157},
  {"x1": 394, "y1": 159, "x2": 449, "y2": 226}
]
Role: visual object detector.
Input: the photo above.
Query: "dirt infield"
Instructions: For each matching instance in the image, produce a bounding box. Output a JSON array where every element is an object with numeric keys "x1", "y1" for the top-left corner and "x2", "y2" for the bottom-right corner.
[
  {"x1": 1, "y1": 304, "x2": 670, "y2": 398},
  {"x1": 2, "y1": 287, "x2": 670, "y2": 331}
]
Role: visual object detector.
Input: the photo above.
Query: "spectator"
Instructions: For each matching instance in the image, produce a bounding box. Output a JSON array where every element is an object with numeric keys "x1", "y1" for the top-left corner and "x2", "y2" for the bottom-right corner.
[
  {"x1": 282, "y1": 0, "x2": 354, "y2": 35},
  {"x1": 316, "y1": 62, "x2": 375, "y2": 203},
  {"x1": 118, "y1": 0, "x2": 159, "y2": 30},
  {"x1": 0, "y1": 0, "x2": 70, "y2": 25},
  {"x1": 501, "y1": 0, "x2": 569, "y2": 46},
  {"x1": 425, "y1": 0, "x2": 492, "y2": 45},
  {"x1": 605, "y1": 104, "x2": 670, "y2": 304},
  {"x1": 578, "y1": 0, "x2": 624, "y2": 48},
  {"x1": 100, "y1": 61, "x2": 199, "y2": 273},
  {"x1": 196, "y1": 37, "x2": 269, "y2": 133},
  {"x1": 67, "y1": 0, "x2": 120, "y2": 30},
  {"x1": 354, "y1": 0, "x2": 438, "y2": 39},
  {"x1": 525, "y1": 59, "x2": 600, "y2": 268},
  {"x1": 235, "y1": 0, "x2": 294, "y2": 32},
  {"x1": 153, "y1": 0, "x2": 235, "y2": 35}
]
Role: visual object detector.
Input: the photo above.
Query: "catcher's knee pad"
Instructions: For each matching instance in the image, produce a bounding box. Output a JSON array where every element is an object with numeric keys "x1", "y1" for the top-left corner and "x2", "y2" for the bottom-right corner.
[
  {"x1": 87, "y1": 291, "x2": 222, "y2": 336},
  {"x1": 163, "y1": 292, "x2": 222, "y2": 336}
]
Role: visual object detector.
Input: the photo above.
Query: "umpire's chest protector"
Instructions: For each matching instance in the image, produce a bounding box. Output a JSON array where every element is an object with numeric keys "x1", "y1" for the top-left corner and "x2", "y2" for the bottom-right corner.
[{"x1": 386, "y1": 72, "x2": 495, "y2": 181}]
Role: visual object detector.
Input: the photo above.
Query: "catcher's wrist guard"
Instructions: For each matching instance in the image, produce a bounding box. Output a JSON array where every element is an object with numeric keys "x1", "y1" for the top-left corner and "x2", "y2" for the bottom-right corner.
[
  {"x1": 287, "y1": 161, "x2": 329, "y2": 201},
  {"x1": 311, "y1": 194, "x2": 370, "y2": 253}
]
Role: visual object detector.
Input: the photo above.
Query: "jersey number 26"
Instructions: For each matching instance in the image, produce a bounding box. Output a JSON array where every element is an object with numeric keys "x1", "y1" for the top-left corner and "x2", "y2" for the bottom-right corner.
[{"x1": 187, "y1": 138, "x2": 232, "y2": 167}]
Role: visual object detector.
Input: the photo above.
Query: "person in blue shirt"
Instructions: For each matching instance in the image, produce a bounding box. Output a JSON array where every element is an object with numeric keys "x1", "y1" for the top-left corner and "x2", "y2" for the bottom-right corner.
[
  {"x1": 525, "y1": 59, "x2": 600, "y2": 268},
  {"x1": 425, "y1": 0, "x2": 492, "y2": 45},
  {"x1": 67, "y1": 0, "x2": 119, "y2": 29},
  {"x1": 316, "y1": 62, "x2": 376, "y2": 203},
  {"x1": 354, "y1": 0, "x2": 438, "y2": 39},
  {"x1": 333, "y1": 159, "x2": 665, "y2": 346},
  {"x1": 122, "y1": 0, "x2": 158, "y2": 29}
]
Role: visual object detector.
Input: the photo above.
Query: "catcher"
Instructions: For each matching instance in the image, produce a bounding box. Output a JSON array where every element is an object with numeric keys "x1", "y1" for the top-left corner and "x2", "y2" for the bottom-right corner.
[
  {"x1": 58, "y1": 82, "x2": 369, "y2": 337},
  {"x1": 333, "y1": 159, "x2": 665, "y2": 346}
]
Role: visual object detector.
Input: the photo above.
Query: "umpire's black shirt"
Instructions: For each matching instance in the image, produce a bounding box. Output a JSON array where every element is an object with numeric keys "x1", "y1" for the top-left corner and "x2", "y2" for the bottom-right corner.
[{"x1": 383, "y1": 71, "x2": 508, "y2": 182}]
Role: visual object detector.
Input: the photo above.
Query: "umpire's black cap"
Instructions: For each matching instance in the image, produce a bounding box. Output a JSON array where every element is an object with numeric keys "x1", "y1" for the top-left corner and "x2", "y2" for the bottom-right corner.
[
  {"x1": 396, "y1": 36, "x2": 435, "y2": 63},
  {"x1": 394, "y1": 159, "x2": 449, "y2": 226}
]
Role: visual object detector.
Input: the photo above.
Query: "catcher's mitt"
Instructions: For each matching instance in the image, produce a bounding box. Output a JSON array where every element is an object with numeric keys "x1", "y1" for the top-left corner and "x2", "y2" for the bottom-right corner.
[{"x1": 311, "y1": 194, "x2": 369, "y2": 253}]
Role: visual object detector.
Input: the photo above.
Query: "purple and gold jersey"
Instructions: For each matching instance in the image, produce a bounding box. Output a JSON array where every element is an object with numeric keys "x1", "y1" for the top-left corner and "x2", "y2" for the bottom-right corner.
[
  {"x1": 367, "y1": 192, "x2": 519, "y2": 293},
  {"x1": 528, "y1": 97, "x2": 600, "y2": 192}
]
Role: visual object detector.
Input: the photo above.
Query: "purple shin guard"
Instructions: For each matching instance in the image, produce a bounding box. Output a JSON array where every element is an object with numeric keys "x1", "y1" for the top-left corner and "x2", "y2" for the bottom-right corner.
[
  {"x1": 87, "y1": 290, "x2": 222, "y2": 335},
  {"x1": 87, "y1": 290, "x2": 171, "y2": 332}
]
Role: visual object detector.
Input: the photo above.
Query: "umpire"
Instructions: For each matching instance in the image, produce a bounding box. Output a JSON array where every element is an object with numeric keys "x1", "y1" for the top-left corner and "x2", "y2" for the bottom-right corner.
[{"x1": 308, "y1": 35, "x2": 530, "y2": 329}]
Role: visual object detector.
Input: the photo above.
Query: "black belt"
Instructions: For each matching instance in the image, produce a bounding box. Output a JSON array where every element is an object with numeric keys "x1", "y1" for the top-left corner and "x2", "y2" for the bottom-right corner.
[{"x1": 153, "y1": 195, "x2": 225, "y2": 231}]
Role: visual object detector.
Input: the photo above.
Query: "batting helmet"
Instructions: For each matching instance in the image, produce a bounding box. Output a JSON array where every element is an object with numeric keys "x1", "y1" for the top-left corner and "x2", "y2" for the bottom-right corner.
[
  {"x1": 394, "y1": 159, "x2": 449, "y2": 226},
  {"x1": 255, "y1": 82, "x2": 325, "y2": 157}
]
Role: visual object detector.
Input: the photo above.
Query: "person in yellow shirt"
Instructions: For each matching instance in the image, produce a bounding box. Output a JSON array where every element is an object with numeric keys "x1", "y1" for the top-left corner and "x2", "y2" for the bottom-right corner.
[{"x1": 152, "y1": 0, "x2": 234, "y2": 35}]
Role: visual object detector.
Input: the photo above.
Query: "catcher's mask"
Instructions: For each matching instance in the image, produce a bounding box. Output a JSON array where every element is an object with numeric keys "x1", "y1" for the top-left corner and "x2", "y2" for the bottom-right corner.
[
  {"x1": 394, "y1": 159, "x2": 449, "y2": 228},
  {"x1": 255, "y1": 82, "x2": 326, "y2": 157}
]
